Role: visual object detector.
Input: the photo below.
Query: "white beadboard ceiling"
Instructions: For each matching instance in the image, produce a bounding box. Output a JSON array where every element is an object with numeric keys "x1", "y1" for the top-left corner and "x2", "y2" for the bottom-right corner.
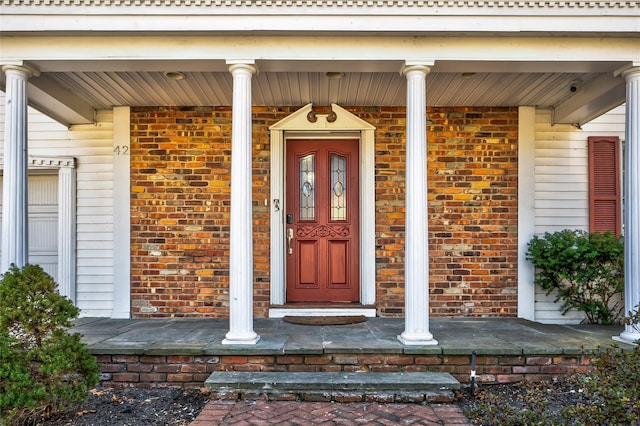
[{"x1": 48, "y1": 70, "x2": 594, "y2": 110}]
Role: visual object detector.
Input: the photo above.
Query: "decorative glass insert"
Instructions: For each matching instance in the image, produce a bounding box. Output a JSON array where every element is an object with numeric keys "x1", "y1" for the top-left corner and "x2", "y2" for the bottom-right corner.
[
  {"x1": 331, "y1": 154, "x2": 347, "y2": 221},
  {"x1": 299, "y1": 154, "x2": 315, "y2": 221}
]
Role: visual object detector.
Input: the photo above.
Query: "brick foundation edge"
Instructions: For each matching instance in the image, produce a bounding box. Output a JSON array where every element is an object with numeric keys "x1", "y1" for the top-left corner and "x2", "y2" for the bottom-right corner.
[{"x1": 95, "y1": 352, "x2": 591, "y2": 389}]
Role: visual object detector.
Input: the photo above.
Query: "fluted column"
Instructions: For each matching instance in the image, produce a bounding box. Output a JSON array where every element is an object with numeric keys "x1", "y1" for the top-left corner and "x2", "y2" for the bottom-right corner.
[
  {"x1": 616, "y1": 66, "x2": 640, "y2": 345},
  {"x1": 223, "y1": 62, "x2": 260, "y2": 345},
  {"x1": 1, "y1": 64, "x2": 38, "y2": 273},
  {"x1": 57, "y1": 165, "x2": 77, "y2": 302},
  {"x1": 398, "y1": 64, "x2": 438, "y2": 345}
]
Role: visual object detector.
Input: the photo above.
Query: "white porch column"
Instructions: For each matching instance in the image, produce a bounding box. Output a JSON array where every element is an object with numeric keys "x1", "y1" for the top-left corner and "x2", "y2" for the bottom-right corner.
[
  {"x1": 223, "y1": 61, "x2": 260, "y2": 345},
  {"x1": 57, "y1": 164, "x2": 76, "y2": 303},
  {"x1": 398, "y1": 64, "x2": 438, "y2": 345},
  {"x1": 1, "y1": 64, "x2": 38, "y2": 273},
  {"x1": 616, "y1": 66, "x2": 640, "y2": 345}
]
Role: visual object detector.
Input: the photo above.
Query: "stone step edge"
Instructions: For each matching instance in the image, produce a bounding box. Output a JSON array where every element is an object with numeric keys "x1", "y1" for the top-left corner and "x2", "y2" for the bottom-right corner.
[{"x1": 205, "y1": 371, "x2": 461, "y2": 403}]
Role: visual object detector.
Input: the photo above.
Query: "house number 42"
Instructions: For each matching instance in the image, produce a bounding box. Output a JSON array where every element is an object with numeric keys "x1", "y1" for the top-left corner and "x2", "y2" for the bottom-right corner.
[{"x1": 114, "y1": 145, "x2": 129, "y2": 155}]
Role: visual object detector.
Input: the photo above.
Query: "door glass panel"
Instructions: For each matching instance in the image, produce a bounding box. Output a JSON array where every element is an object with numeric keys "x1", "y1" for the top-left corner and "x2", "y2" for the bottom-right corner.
[
  {"x1": 299, "y1": 154, "x2": 315, "y2": 221},
  {"x1": 331, "y1": 154, "x2": 347, "y2": 221}
]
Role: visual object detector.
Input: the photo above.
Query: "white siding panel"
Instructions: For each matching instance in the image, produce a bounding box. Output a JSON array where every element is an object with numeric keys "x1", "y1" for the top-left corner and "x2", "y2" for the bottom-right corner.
[
  {"x1": 536, "y1": 176, "x2": 588, "y2": 185},
  {"x1": 532, "y1": 106, "x2": 626, "y2": 324},
  {"x1": 535, "y1": 290, "x2": 585, "y2": 324},
  {"x1": 535, "y1": 191, "x2": 586, "y2": 200},
  {"x1": 77, "y1": 198, "x2": 112, "y2": 208},
  {"x1": 535, "y1": 157, "x2": 588, "y2": 167},
  {"x1": 535, "y1": 182, "x2": 588, "y2": 192},
  {"x1": 65, "y1": 116, "x2": 115, "y2": 318},
  {"x1": 535, "y1": 199, "x2": 588, "y2": 210},
  {"x1": 534, "y1": 165, "x2": 588, "y2": 176},
  {"x1": 0, "y1": 92, "x2": 115, "y2": 317},
  {"x1": 77, "y1": 291, "x2": 115, "y2": 301}
]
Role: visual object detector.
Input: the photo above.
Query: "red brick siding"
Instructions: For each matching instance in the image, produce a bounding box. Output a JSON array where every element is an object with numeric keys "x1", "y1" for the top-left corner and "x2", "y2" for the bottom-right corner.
[{"x1": 130, "y1": 106, "x2": 518, "y2": 318}]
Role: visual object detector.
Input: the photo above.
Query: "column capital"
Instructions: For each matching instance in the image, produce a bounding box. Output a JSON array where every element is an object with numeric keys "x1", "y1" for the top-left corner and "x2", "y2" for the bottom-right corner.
[
  {"x1": 401, "y1": 62, "x2": 433, "y2": 77},
  {"x1": 622, "y1": 66, "x2": 640, "y2": 81},
  {"x1": 227, "y1": 60, "x2": 258, "y2": 76},
  {"x1": 2, "y1": 63, "x2": 40, "y2": 79}
]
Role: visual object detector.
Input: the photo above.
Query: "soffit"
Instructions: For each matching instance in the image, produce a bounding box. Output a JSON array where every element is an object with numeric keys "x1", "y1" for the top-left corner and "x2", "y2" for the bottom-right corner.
[{"x1": 42, "y1": 70, "x2": 601, "y2": 110}]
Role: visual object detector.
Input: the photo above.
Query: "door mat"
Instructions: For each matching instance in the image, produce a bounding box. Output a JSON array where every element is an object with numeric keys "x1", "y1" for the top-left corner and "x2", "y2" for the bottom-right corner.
[{"x1": 282, "y1": 315, "x2": 367, "y2": 326}]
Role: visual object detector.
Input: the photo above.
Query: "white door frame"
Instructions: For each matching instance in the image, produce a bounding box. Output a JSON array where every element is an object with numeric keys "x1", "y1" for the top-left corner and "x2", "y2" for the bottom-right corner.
[{"x1": 268, "y1": 104, "x2": 376, "y2": 317}]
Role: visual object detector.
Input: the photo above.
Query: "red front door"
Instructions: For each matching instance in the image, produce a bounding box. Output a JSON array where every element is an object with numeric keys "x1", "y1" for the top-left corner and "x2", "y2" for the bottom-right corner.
[{"x1": 285, "y1": 139, "x2": 360, "y2": 303}]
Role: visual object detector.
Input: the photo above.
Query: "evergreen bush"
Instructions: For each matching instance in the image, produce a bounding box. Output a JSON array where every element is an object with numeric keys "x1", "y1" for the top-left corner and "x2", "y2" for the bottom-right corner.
[
  {"x1": 526, "y1": 229, "x2": 624, "y2": 324},
  {"x1": 0, "y1": 264, "x2": 99, "y2": 425}
]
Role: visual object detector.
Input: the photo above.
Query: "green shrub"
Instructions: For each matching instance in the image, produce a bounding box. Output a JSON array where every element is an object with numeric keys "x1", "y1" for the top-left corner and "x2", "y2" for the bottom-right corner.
[
  {"x1": 624, "y1": 304, "x2": 640, "y2": 344},
  {"x1": 526, "y1": 229, "x2": 624, "y2": 324},
  {"x1": 562, "y1": 345, "x2": 640, "y2": 425},
  {"x1": 0, "y1": 264, "x2": 99, "y2": 425}
]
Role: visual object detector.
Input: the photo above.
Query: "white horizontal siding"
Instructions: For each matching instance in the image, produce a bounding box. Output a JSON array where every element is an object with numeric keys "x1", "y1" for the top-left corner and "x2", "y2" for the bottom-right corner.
[
  {"x1": 532, "y1": 105, "x2": 626, "y2": 324},
  {"x1": 69, "y1": 116, "x2": 115, "y2": 317},
  {"x1": 0, "y1": 92, "x2": 115, "y2": 317}
]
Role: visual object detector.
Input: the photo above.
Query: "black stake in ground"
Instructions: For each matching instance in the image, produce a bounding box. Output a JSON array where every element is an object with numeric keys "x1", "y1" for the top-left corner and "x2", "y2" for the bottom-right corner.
[{"x1": 470, "y1": 351, "x2": 477, "y2": 396}]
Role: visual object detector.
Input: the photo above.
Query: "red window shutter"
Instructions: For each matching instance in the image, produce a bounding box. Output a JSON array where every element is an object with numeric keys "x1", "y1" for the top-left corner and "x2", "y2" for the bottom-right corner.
[{"x1": 589, "y1": 136, "x2": 621, "y2": 236}]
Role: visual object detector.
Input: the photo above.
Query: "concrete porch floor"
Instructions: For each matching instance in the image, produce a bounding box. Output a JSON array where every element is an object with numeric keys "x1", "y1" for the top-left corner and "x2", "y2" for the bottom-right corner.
[
  {"x1": 71, "y1": 317, "x2": 633, "y2": 357},
  {"x1": 71, "y1": 317, "x2": 637, "y2": 392}
]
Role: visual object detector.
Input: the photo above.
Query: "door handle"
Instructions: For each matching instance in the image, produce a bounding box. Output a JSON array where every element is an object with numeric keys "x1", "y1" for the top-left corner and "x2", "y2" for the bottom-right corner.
[{"x1": 287, "y1": 228, "x2": 294, "y2": 255}]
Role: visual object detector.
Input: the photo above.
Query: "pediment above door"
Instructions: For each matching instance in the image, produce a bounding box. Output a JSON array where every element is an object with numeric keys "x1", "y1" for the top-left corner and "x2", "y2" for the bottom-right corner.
[{"x1": 269, "y1": 103, "x2": 376, "y2": 132}]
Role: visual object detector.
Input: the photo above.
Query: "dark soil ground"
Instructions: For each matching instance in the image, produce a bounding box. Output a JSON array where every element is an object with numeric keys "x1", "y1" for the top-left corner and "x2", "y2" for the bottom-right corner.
[
  {"x1": 455, "y1": 380, "x2": 585, "y2": 425},
  {"x1": 44, "y1": 387, "x2": 210, "y2": 426},
  {"x1": 39, "y1": 381, "x2": 582, "y2": 425}
]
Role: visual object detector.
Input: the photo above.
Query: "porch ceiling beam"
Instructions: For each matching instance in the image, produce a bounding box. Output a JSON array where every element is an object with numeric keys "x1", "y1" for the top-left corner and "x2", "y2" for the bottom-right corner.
[
  {"x1": 552, "y1": 73, "x2": 626, "y2": 126},
  {"x1": 27, "y1": 75, "x2": 95, "y2": 126},
  {"x1": 9, "y1": 58, "x2": 627, "y2": 75},
  {"x1": 2, "y1": 36, "x2": 638, "y2": 66}
]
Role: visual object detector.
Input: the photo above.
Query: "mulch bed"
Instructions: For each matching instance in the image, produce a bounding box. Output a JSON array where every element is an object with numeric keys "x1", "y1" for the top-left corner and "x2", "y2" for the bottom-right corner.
[{"x1": 42, "y1": 387, "x2": 210, "y2": 426}]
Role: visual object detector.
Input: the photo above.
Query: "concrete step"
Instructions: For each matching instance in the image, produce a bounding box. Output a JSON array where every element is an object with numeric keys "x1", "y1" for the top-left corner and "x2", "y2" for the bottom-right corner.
[{"x1": 205, "y1": 371, "x2": 461, "y2": 403}]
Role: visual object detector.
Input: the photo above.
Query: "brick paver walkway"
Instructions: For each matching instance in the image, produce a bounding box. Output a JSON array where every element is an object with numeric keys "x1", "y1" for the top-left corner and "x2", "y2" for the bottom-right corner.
[{"x1": 190, "y1": 400, "x2": 472, "y2": 425}]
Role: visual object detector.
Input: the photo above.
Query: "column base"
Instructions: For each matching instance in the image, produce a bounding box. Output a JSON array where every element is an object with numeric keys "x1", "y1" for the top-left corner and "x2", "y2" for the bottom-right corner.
[
  {"x1": 397, "y1": 333, "x2": 438, "y2": 346},
  {"x1": 222, "y1": 332, "x2": 261, "y2": 345},
  {"x1": 613, "y1": 330, "x2": 640, "y2": 346}
]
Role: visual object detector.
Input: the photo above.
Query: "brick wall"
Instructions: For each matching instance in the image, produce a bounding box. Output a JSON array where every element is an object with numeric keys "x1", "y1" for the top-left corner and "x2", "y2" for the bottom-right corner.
[
  {"x1": 96, "y1": 352, "x2": 588, "y2": 389},
  {"x1": 130, "y1": 106, "x2": 518, "y2": 318},
  {"x1": 427, "y1": 107, "x2": 519, "y2": 316}
]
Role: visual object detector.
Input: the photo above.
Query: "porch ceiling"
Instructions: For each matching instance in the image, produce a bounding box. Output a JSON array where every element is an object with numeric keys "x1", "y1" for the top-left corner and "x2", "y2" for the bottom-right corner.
[
  {"x1": 42, "y1": 69, "x2": 609, "y2": 110},
  {"x1": 8, "y1": 60, "x2": 628, "y2": 128},
  {"x1": 0, "y1": 56, "x2": 632, "y2": 127}
]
